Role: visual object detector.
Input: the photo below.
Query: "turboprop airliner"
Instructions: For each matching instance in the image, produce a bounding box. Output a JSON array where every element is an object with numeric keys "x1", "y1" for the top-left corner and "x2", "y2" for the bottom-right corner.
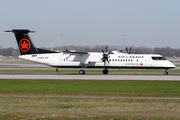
[{"x1": 5, "y1": 29, "x2": 175, "y2": 75}]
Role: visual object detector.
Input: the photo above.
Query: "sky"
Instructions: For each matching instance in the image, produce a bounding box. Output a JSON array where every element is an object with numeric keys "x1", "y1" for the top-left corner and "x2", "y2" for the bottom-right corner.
[{"x1": 0, "y1": 0, "x2": 180, "y2": 49}]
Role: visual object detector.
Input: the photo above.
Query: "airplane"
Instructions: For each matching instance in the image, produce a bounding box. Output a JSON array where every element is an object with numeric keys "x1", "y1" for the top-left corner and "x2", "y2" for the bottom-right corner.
[{"x1": 5, "y1": 29, "x2": 175, "y2": 75}]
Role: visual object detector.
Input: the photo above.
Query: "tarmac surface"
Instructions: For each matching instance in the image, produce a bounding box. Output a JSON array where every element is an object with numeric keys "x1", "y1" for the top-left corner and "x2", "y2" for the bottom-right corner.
[{"x1": 0, "y1": 74, "x2": 180, "y2": 81}]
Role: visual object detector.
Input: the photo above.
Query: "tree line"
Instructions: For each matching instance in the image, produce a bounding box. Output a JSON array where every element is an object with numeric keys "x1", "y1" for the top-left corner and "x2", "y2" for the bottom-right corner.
[{"x1": 0, "y1": 45, "x2": 179, "y2": 57}]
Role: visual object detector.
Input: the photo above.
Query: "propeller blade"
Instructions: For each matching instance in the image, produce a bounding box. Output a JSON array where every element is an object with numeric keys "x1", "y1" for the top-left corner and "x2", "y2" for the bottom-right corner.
[
  {"x1": 101, "y1": 45, "x2": 110, "y2": 67},
  {"x1": 105, "y1": 45, "x2": 108, "y2": 52},
  {"x1": 107, "y1": 59, "x2": 109, "y2": 65},
  {"x1": 102, "y1": 49, "x2": 104, "y2": 54},
  {"x1": 104, "y1": 59, "x2": 109, "y2": 66},
  {"x1": 129, "y1": 47, "x2": 132, "y2": 53},
  {"x1": 126, "y1": 47, "x2": 128, "y2": 53}
]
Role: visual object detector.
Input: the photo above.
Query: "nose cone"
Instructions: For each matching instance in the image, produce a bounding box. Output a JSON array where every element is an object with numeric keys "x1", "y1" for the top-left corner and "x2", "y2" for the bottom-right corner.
[
  {"x1": 163, "y1": 61, "x2": 176, "y2": 69},
  {"x1": 168, "y1": 62, "x2": 176, "y2": 69},
  {"x1": 172, "y1": 63, "x2": 176, "y2": 68}
]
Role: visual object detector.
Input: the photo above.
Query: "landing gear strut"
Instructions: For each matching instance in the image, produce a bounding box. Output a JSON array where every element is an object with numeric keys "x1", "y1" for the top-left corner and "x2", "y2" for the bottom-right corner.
[
  {"x1": 79, "y1": 64, "x2": 87, "y2": 75},
  {"x1": 102, "y1": 69, "x2": 109, "y2": 74},
  {"x1": 164, "y1": 69, "x2": 168, "y2": 75}
]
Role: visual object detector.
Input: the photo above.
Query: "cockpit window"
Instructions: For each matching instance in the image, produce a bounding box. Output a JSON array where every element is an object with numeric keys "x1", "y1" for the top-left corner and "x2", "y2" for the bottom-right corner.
[{"x1": 152, "y1": 57, "x2": 166, "y2": 60}]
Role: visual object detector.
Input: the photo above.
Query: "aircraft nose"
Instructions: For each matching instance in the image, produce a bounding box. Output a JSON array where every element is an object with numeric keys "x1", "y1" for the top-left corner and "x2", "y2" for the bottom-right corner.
[
  {"x1": 165, "y1": 61, "x2": 176, "y2": 69},
  {"x1": 172, "y1": 63, "x2": 176, "y2": 68},
  {"x1": 169, "y1": 62, "x2": 176, "y2": 68}
]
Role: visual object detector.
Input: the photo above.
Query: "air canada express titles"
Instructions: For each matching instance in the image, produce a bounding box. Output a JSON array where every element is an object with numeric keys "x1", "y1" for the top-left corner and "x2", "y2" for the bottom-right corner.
[
  {"x1": 125, "y1": 63, "x2": 139, "y2": 66},
  {"x1": 117, "y1": 56, "x2": 144, "y2": 59}
]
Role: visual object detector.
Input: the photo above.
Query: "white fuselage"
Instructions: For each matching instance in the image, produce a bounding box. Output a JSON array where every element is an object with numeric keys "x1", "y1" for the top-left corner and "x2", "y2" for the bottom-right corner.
[{"x1": 19, "y1": 52, "x2": 175, "y2": 69}]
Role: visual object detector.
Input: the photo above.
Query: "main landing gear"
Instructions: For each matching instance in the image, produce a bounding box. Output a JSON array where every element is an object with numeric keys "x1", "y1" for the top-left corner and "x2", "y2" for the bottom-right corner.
[
  {"x1": 164, "y1": 69, "x2": 168, "y2": 75},
  {"x1": 79, "y1": 64, "x2": 87, "y2": 75},
  {"x1": 79, "y1": 69, "x2": 85, "y2": 75},
  {"x1": 79, "y1": 69, "x2": 109, "y2": 75},
  {"x1": 79, "y1": 64, "x2": 109, "y2": 75}
]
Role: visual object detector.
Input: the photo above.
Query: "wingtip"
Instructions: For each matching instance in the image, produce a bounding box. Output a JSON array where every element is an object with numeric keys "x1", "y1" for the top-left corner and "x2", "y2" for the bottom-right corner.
[{"x1": 4, "y1": 30, "x2": 12, "y2": 32}]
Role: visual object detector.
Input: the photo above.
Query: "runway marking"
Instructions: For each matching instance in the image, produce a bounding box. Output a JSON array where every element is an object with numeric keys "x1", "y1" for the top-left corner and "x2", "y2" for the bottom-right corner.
[{"x1": 1, "y1": 95, "x2": 180, "y2": 100}]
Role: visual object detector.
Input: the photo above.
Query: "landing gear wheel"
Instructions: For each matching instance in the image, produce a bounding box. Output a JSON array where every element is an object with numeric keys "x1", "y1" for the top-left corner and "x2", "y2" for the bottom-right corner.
[
  {"x1": 103, "y1": 69, "x2": 108, "y2": 74},
  {"x1": 79, "y1": 70, "x2": 85, "y2": 75},
  {"x1": 164, "y1": 71, "x2": 168, "y2": 75}
]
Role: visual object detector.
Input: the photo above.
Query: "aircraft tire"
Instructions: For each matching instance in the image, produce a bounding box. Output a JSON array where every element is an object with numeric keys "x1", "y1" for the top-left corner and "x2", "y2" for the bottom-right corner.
[
  {"x1": 103, "y1": 69, "x2": 108, "y2": 74},
  {"x1": 79, "y1": 70, "x2": 85, "y2": 75},
  {"x1": 164, "y1": 71, "x2": 168, "y2": 75}
]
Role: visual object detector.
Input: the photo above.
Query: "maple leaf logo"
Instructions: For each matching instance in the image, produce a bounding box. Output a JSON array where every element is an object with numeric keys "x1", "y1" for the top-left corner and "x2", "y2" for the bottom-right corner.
[
  {"x1": 19, "y1": 39, "x2": 31, "y2": 52},
  {"x1": 21, "y1": 41, "x2": 28, "y2": 49}
]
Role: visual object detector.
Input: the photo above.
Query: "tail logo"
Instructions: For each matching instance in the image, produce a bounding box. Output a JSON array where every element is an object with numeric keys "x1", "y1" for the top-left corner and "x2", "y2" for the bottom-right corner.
[{"x1": 19, "y1": 39, "x2": 31, "y2": 52}]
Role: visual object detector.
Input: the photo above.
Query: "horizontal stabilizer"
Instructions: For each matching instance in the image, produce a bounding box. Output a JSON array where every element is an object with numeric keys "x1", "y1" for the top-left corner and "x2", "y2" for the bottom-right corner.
[{"x1": 5, "y1": 29, "x2": 35, "y2": 33}]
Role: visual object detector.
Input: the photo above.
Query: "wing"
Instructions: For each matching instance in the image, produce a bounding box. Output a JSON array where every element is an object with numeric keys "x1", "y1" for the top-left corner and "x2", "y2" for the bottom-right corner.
[
  {"x1": 62, "y1": 50, "x2": 89, "y2": 55},
  {"x1": 63, "y1": 50, "x2": 102, "y2": 63}
]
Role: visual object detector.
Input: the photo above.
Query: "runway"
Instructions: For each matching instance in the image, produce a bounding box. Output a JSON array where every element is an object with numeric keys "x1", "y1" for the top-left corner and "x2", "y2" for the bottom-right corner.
[{"x1": 0, "y1": 74, "x2": 180, "y2": 81}]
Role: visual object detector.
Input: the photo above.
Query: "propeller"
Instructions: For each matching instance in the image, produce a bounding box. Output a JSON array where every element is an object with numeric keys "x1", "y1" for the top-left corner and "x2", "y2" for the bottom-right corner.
[{"x1": 101, "y1": 45, "x2": 110, "y2": 66}]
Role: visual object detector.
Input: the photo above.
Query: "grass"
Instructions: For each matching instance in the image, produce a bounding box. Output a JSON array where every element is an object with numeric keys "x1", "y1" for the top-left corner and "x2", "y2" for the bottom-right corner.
[
  {"x1": 1, "y1": 80, "x2": 180, "y2": 97},
  {"x1": 1, "y1": 96, "x2": 180, "y2": 119},
  {"x1": 1, "y1": 80, "x2": 180, "y2": 119},
  {"x1": 0, "y1": 69, "x2": 179, "y2": 74}
]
